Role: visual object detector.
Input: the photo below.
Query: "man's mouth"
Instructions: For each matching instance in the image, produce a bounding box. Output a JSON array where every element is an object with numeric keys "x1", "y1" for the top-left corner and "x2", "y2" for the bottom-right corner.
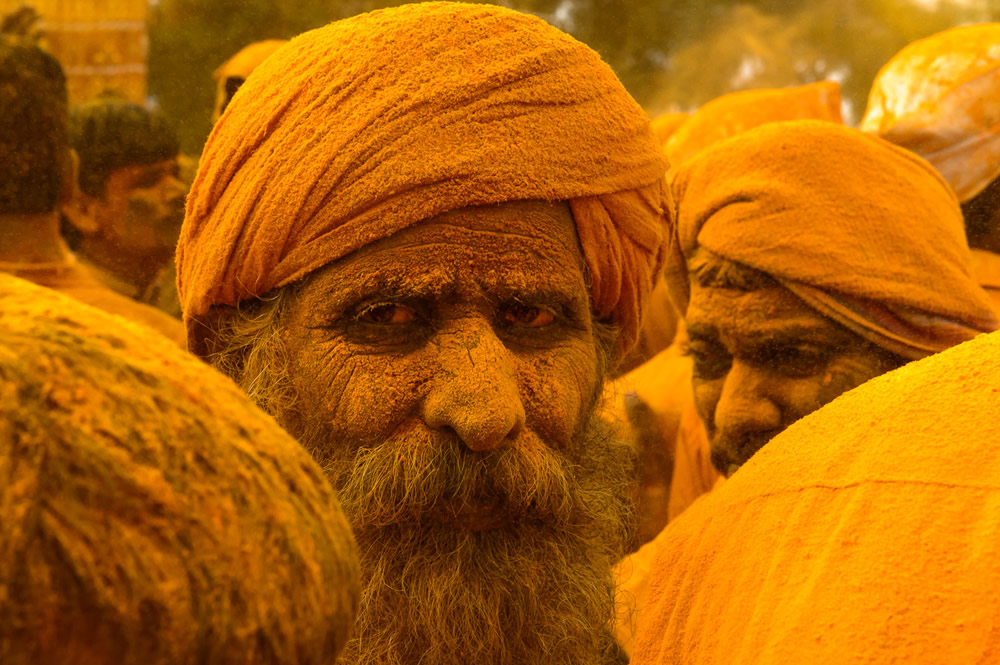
[{"x1": 429, "y1": 500, "x2": 527, "y2": 531}]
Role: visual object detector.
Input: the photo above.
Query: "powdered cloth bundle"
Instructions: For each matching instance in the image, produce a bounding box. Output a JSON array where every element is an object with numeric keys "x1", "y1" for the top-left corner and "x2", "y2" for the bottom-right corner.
[
  {"x1": 650, "y1": 111, "x2": 689, "y2": 147},
  {"x1": 862, "y1": 24, "x2": 1000, "y2": 202},
  {"x1": 178, "y1": 2, "x2": 671, "y2": 359},
  {"x1": 631, "y1": 330, "x2": 1000, "y2": 665},
  {"x1": 667, "y1": 120, "x2": 998, "y2": 360},
  {"x1": 666, "y1": 81, "x2": 842, "y2": 168}
]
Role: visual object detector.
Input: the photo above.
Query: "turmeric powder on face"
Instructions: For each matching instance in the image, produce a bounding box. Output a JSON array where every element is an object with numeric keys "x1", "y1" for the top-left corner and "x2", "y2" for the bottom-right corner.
[
  {"x1": 685, "y1": 279, "x2": 899, "y2": 476},
  {"x1": 232, "y1": 200, "x2": 638, "y2": 665}
]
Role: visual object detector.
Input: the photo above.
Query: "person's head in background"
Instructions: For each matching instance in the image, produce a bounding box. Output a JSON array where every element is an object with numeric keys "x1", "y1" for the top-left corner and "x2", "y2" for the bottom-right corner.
[
  {"x1": 62, "y1": 100, "x2": 186, "y2": 297},
  {"x1": 0, "y1": 272, "x2": 360, "y2": 665},
  {"x1": 212, "y1": 40, "x2": 287, "y2": 123},
  {"x1": 862, "y1": 24, "x2": 1000, "y2": 257},
  {"x1": 669, "y1": 121, "x2": 997, "y2": 478},
  {"x1": 0, "y1": 33, "x2": 73, "y2": 254}
]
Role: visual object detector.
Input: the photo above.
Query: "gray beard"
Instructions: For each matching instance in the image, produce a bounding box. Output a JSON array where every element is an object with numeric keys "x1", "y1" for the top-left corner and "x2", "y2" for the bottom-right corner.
[{"x1": 301, "y1": 413, "x2": 636, "y2": 665}]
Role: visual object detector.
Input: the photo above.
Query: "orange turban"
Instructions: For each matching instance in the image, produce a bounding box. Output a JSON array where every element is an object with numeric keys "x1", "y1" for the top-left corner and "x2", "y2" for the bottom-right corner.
[
  {"x1": 178, "y1": 2, "x2": 671, "y2": 359},
  {"x1": 666, "y1": 81, "x2": 842, "y2": 167},
  {"x1": 666, "y1": 119, "x2": 998, "y2": 361},
  {"x1": 650, "y1": 111, "x2": 689, "y2": 147},
  {"x1": 631, "y1": 329, "x2": 1000, "y2": 665},
  {"x1": 861, "y1": 23, "x2": 1000, "y2": 202}
]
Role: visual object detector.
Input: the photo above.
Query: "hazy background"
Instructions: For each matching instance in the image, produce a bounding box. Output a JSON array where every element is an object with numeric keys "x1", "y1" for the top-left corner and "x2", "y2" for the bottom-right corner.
[{"x1": 142, "y1": 0, "x2": 1000, "y2": 153}]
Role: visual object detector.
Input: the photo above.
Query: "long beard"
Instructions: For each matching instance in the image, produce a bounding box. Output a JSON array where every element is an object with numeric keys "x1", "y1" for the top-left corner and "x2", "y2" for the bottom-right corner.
[{"x1": 301, "y1": 413, "x2": 636, "y2": 665}]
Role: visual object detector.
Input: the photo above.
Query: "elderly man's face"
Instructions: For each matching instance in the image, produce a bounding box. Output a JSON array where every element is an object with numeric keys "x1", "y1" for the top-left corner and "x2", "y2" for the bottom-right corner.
[
  {"x1": 281, "y1": 199, "x2": 601, "y2": 469},
  {"x1": 272, "y1": 200, "x2": 633, "y2": 665},
  {"x1": 686, "y1": 281, "x2": 897, "y2": 477}
]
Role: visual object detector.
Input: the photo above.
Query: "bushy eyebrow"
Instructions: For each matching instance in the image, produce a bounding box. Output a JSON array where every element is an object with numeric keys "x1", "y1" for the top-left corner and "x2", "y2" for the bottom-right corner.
[
  {"x1": 309, "y1": 268, "x2": 590, "y2": 316},
  {"x1": 687, "y1": 322, "x2": 847, "y2": 351}
]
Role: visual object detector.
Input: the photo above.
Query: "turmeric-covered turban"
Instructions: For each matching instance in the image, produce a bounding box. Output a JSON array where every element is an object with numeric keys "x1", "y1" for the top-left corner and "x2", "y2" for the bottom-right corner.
[
  {"x1": 666, "y1": 120, "x2": 998, "y2": 361},
  {"x1": 178, "y1": 2, "x2": 672, "y2": 360},
  {"x1": 861, "y1": 23, "x2": 1000, "y2": 202},
  {"x1": 666, "y1": 81, "x2": 842, "y2": 168},
  {"x1": 211, "y1": 39, "x2": 287, "y2": 123},
  {"x1": 631, "y1": 329, "x2": 1000, "y2": 665}
]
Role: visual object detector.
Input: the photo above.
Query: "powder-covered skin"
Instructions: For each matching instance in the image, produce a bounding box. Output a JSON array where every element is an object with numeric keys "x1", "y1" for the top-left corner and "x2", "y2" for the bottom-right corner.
[
  {"x1": 630, "y1": 329, "x2": 1000, "y2": 665},
  {"x1": 263, "y1": 200, "x2": 636, "y2": 665},
  {"x1": 685, "y1": 281, "x2": 897, "y2": 476},
  {"x1": 280, "y1": 200, "x2": 601, "y2": 471}
]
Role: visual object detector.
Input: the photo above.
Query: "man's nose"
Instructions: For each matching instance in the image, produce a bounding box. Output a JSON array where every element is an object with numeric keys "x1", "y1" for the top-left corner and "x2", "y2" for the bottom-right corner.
[
  {"x1": 421, "y1": 322, "x2": 526, "y2": 452},
  {"x1": 713, "y1": 361, "x2": 782, "y2": 441}
]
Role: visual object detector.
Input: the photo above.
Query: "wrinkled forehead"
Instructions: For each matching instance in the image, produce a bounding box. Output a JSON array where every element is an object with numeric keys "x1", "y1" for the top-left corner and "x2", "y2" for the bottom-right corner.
[
  {"x1": 295, "y1": 200, "x2": 591, "y2": 307},
  {"x1": 686, "y1": 279, "x2": 842, "y2": 347}
]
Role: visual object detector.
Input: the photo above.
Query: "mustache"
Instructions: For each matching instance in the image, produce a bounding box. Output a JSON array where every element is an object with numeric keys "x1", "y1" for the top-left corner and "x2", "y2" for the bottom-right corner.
[{"x1": 323, "y1": 425, "x2": 583, "y2": 530}]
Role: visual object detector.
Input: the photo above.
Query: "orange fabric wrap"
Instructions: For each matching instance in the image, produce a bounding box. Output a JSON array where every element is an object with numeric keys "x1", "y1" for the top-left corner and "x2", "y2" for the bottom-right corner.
[
  {"x1": 667, "y1": 119, "x2": 998, "y2": 360},
  {"x1": 666, "y1": 81, "x2": 842, "y2": 167},
  {"x1": 631, "y1": 330, "x2": 1000, "y2": 664},
  {"x1": 861, "y1": 23, "x2": 1000, "y2": 202},
  {"x1": 177, "y1": 2, "x2": 671, "y2": 359},
  {"x1": 650, "y1": 112, "x2": 689, "y2": 147}
]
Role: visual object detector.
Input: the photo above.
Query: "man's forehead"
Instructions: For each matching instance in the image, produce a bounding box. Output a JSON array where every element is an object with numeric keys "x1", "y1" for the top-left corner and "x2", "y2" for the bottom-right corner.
[
  {"x1": 303, "y1": 253, "x2": 590, "y2": 306},
  {"x1": 299, "y1": 201, "x2": 589, "y2": 300},
  {"x1": 687, "y1": 283, "x2": 841, "y2": 344}
]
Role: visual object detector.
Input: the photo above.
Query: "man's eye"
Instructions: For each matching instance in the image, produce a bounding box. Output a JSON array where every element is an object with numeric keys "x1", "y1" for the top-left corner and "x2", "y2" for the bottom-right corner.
[
  {"x1": 356, "y1": 303, "x2": 417, "y2": 325},
  {"x1": 771, "y1": 347, "x2": 829, "y2": 377},
  {"x1": 683, "y1": 342, "x2": 731, "y2": 380},
  {"x1": 502, "y1": 304, "x2": 556, "y2": 328}
]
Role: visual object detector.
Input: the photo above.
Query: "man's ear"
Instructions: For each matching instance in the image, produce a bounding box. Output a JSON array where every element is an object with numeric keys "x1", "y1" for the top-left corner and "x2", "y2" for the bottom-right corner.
[{"x1": 60, "y1": 153, "x2": 102, "y2": 236}]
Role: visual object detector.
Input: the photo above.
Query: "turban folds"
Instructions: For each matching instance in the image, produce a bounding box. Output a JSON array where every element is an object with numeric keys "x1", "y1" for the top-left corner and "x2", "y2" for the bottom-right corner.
[
  {"x1": 178, "y1": 2, "x2": 671, "y2": 359},
  {"x1": 861, "y1": 23, "x2": 1000, "y2": 202},
  {"x1": 666, "y1": 81, "x2": 843, "y2": 168},
  {"x1": 631, "y1": 330, "x2": 1000, "y2": 664},
  {"x1": 667, "y1": 120, "x2": 998, "y2": 360}
]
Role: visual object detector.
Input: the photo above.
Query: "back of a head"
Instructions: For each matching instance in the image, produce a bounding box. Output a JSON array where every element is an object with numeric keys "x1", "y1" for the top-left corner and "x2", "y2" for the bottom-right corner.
[
  {"x1": 0, "y1": 274, "x2": 360, "y2": 665},
  {"x1": 665, "y1": 81, "x2": 842, "y2": 168},
  {"x1": 70, "y1": 100, "x2": 180, "y2": 198},
  {"x1": 861, "y1": 23, "x2": 1000, "y2": 204},
  {"x1": 631, "y1": 330, "x2": 1000, "y2": 664},
  {"x1": 0, "y1": 35, "x2": 69, "y2": 215}
]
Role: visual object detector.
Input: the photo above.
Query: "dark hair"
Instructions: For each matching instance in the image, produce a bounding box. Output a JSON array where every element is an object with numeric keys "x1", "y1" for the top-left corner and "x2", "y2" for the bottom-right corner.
[
  {"x1": 960, "y1": 174, "x2": 1000, "y2": 244},
  {"x1": 70, "y1": 100, "x2": 180, "y2": 198},
  {"x1": 687, "y1": 248, "x2": 779, "y2": 291},
  {"x1": 0, "y1": 35, "x2": 69, "y2": 214}
]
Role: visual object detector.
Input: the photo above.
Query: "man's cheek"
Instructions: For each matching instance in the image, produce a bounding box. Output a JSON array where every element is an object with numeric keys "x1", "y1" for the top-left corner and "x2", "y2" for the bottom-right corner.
[
  {"x1": 518, "y1": 350, "x2": 596, "y2": 448},
  {"x1": 319, "y1": 352, "x2": 433, "y2": 442}
]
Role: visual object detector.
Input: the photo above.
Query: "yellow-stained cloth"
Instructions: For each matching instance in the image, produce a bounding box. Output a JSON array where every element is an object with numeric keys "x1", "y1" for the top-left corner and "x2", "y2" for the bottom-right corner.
[
  {"x1": 178, "y1": 2, "x2": 671, "y2": 360},
  {"x1": 0, "y1": 256, "x2": 185, "y2": 347},
  {"x1": 667, "y1": 120, "x2": 999, "y2": 361},
  {"x1": 650, "y1": 112, "x2": 689, "y2": 147},
  {"x1": 970, "y1": 248, "x2": 1000, "y2": 310},
  {"x1": 861, "y1": 23, "x2": 1000, "y2": 202},
  {"x1": 665, "y1": 81, "x2": 842, "y2": 168},
  {"x1": 631, "y1": 330, "x2": 1000, "y2": 665}
]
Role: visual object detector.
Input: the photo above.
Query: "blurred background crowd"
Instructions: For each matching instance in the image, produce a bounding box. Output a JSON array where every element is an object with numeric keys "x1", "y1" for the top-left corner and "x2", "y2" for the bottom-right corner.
[{"x1": 1, "y1": 0, "x2": 996, "y2": 156}]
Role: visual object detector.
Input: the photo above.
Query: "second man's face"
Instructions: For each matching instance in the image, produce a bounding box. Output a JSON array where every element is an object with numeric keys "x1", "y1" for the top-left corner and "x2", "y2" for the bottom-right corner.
[{"x1": 685, "y1": 281, "x2": 898, "y2": 477}]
